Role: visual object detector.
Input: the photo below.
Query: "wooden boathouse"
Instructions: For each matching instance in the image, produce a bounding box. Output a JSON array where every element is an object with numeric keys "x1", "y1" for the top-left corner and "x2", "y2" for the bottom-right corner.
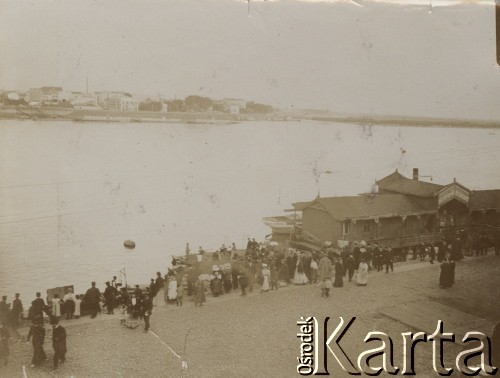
[{"x1": 265, "y1": 169, "x2": 500, "y2": 251}]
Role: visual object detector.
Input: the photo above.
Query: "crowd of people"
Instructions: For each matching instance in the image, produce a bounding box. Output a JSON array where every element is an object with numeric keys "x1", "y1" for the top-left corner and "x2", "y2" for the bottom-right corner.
[
  {"x1": 0, "y1": 290, "x2": 67, "y2": 369},
  {"x1": 0, "y1": 231, "x2": 495, "y2": 371},
  {"x1": 26, "y1": 315, "x2": 67, "y2": 369}
]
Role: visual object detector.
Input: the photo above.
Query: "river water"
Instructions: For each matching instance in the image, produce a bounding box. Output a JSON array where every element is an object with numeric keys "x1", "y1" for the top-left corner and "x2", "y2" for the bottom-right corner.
[{"x1": 1, "y1": 119, "x2": 500, "y2": 300}]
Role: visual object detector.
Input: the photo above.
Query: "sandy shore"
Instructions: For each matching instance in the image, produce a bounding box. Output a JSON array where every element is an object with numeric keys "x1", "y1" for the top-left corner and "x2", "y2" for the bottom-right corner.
[{"x1": 1, "y1": 254, "x2": 499, "y2": 377}]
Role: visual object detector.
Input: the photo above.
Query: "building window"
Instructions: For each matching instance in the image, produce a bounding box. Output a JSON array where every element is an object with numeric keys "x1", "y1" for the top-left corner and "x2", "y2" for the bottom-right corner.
[
  {"x1": 343, "y1": 220, "x2": 351, "y2": 235},
  {"x1": 363, "y1": 222, "x2": 370, "y2": 232}
]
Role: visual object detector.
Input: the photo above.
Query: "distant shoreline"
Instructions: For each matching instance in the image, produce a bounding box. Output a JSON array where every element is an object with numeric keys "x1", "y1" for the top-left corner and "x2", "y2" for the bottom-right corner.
[
  {"x1": 309, "y1": 115, "x2": 500, "y2": 129},
  {"x1": 1, "y1": 106, "x2": 499, "y2": 128},
  {"x1": 0, "y1": 107, "x2": 288, "y2": 124}
]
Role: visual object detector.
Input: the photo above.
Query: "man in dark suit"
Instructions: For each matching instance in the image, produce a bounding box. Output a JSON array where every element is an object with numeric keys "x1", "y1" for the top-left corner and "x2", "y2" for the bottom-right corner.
[
  {"x1": 0, "y1": 297, "x2": 9, "y2": 327},
  {"x1": 141, "y1": 292, "x2": 153, "y2": 333},
  {"x1": 31, "y1": 293, "x2": 45, "y2": 319},
  {"x1": 84, "y1": 282, "x2": 101, "y2": 319},
  {"x1": 11, "y1": 293, "x2": 23, "y2": 329},
  {"x1": 27, "y1": 315, "x2": 46, "y2": 367},
  {"x1": 103, "y1": 282, "x2": 116, "y2": 315},
  {"x1": 155, "y1": 272, "x2": 164, "y2": 294},
  {"x1": 50, "y1": 316, "x2": 66, "y2": 368},
  {"x1": 1, "y1": 295, "x2": 21, "y2": 341},
  {"x1": 384, "y1": 246, "x2": 394, "y2": 273}
]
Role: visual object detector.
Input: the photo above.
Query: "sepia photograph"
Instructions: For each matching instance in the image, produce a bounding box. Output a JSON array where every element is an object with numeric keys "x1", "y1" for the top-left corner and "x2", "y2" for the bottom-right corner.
[{"x1": 1, "y1": 0, "x2": 500, "y2": 376}]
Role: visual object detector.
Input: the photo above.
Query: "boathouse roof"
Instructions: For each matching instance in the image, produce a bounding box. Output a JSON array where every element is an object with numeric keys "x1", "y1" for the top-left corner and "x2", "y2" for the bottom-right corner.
[
  {"x1": 302, "y1": 194, "x2": 437, "y2": 221},
  {"x1": 377, "y1": 170, "x2": 443, "y2": 198},
  {"x1": 469, "y1": 189, "x2": 500, "y2": 211}
]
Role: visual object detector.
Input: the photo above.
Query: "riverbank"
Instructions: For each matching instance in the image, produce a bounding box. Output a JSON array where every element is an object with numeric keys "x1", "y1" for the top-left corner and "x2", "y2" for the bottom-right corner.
[
  {"x1": 0, "y1": 107, "x2": 289, "y2": 123},
  {"x1": 1, "y1": 254, "x2": 498, "y2": 377},
  {"x1": 2, "y1": 106, "x2": 500, "y2": 128}
]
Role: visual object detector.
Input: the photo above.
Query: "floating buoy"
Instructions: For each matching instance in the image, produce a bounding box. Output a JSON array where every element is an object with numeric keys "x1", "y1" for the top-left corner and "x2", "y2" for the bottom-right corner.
[{"x1": 124, "y1": 240, "x2": 136, "y2": 249}]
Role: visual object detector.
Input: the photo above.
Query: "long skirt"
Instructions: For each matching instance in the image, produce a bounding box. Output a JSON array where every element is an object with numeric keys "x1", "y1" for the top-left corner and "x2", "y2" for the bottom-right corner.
[
  {"x1": 293, "y1": 270, "x2": 309, "y2": 285},
  {"x1": 262, "y1": 276, "x2": 270, "y2": 291},
  {"x1": 155, "y1": 288, "x2": 167, "y2": 307},
  {"x1": 333, "y1": 273, "x2": 343, "y2": 288},
  {"x1": 167, "y1": 281, "x2": 177, "y2": 300},
  {"x1": 52, "y1": 301, "x2": 61, "y2": 317},
  {"x1": 357, "y1": 270, "x2": 368, "y2": 286}
]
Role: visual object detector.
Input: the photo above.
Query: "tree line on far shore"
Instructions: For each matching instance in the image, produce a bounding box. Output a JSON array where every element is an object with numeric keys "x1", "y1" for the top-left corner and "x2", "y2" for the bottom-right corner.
[
  {"x1": 1, "y1": 93, "x2": 275, "y2": 114},
  {"x1": 142, "y1": 95, "x2": 275, "y2": 114}
]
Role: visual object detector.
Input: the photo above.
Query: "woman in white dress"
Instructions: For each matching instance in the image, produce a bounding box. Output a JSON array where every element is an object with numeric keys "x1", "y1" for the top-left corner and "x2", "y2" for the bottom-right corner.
[
  {"x1": 357, "y1": 258, "x2": 369, "y2": 286},
  {"x1": 294, "y1": 255, "x2": 309, "y2": 285},
  {"x1": 52, "y1": 294, "x2": 61, "y2": 319},
  {"x1": 167, "y1": 276, "x2": 178, "y2": 302},
  {"x1": 261, "y1": 264, "x2": 270, "y2": 292}
]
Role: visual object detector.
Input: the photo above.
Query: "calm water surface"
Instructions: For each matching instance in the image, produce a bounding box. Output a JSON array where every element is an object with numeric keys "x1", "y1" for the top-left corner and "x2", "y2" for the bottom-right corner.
[{"x1": 1, "y1": 120, "x2": 500, "y2": 300}]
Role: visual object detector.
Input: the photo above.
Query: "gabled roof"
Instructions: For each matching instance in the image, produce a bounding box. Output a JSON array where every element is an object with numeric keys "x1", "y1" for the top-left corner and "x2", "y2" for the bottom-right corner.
[
  {"x1": 469, "y1": 190, "x2": 500, "y2": 211},
  {"x1": 304, "y1": 194, "x2": 437, "y2": 221},
  {"x1": 377, "y1": 170, "x2": 443, "y2": 198},
  {"x1": 436, "y1": 180, "x2": 470, "y2": 195},
  {"x1": 291, "y1": 200, "x2": 316, "y2": 211}
]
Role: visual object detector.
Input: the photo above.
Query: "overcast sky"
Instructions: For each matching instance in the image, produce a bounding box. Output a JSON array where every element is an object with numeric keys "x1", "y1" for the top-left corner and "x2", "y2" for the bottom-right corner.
[{"x1": 1, "y1": 0, "x2": 499, "y2": 119}]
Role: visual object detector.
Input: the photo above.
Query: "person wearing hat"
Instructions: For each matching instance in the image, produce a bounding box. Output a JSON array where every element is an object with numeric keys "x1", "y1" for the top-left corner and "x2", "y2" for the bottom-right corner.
[
  {"x1": 211, "y1": 270, "x2": 223, "y2": 297},
  {"x1": 84, "y1": 282, "x2": 101, "y2": 319},
  {"x1": 333, "y1": 257, "x2": 344, "y2": 288},
  {"x1": 352, "y1": 242, "x2": 361, "y2": 269},
  {"x1": 11, "y1": 293, "x2": 23, "y2": 329},
  {"x1": 0, "y1": 296, "x2": 9, "y2": 327},
  {"x1": 149, "y1": 278, "x2": 156, "y2": 299},
  {"x1": 31, "y1": 292, "x2": 46, "y2": 319},
  {"x1": 238, "y1": 270, "x2": 249, "y2": 297},
  {"x1": 27, "y1": 315, "x2": 46, "y2": 367},
  {"x1": 141, "y1": 292, "x2": 153, "y2": 333},
  {"x1": 222, "y1": 264, "x2": 232, "y2": 294},
  {"x1": 104, "y1": 281, "x2": 117, "y2": 315},
  {"x1": 155, "y1": 272, "x2": 165, "y2": 297},
  {"x1": 293, "y1": 254, "x2": 309, "y2": 285},
  {"x1": 344, "y1": 254, "x2": 355, "y2": 282},
  {"x1": 50, "y1": 315, "x2": 66, "y2": 368},
  {"x1": 384, "y1": 246, "x2": 394, "y2": 273}
]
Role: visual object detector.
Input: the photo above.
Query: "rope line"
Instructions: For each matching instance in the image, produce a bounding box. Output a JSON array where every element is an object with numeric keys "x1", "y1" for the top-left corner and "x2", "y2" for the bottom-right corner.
[{"x1": 149, "y1": 330, "x2": 182, "y2": 360}]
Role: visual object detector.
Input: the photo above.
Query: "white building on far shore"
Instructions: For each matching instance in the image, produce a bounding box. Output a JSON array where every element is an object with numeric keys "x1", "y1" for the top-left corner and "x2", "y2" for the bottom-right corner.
[{"x1": 107, "y1": 95, "x2": 139, "y2": 111}]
